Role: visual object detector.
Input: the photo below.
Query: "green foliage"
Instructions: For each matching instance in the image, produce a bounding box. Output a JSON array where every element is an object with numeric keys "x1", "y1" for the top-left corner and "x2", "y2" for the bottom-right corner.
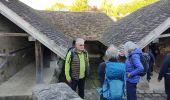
[
  {"x1": 46, "y1": 3, "x2": 65, "y2": 11},
  {"x1": 69, "y1": 0, "x2": 89, "y2": 11},
  {"x1": 46, "y1": 0, "x2": 159, "y2": 20},
  {"x1": 100, "y1": 0, "x2": 159, "y2": 20}
]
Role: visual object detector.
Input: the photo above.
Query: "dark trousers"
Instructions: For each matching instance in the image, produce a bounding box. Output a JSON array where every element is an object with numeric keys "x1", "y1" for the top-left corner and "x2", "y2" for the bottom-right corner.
[
  {"x1": 69, "y1": 78, "x2": 85, "y2": 99},
  {"x1": 167, "y1": 94, "x2": 170, "y2": 100},
  {"x1": 126, "y1": 81, "x2": 137, "y2": 100}
]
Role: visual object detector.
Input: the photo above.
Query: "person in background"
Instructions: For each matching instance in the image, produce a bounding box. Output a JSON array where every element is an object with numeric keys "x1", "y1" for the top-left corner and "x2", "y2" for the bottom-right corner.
[
  {"x1": 124, "y1": 41, "x2": 144, "y2": 100},
  {"x1": 147, "y1": 48, "x2": 155, "y2": 81},
  {"x1": 158, "y1": 53, "x2": 170, "y2": 100},
  {"x1": 149, "y1": 43, "x2": 160, "y2": 60},
  {"x1": 65, "y1": 38, "x2": 90, "y2": 99},
  {"x1": 143, "y1": 47, "x2": 155, "y2": 82}
]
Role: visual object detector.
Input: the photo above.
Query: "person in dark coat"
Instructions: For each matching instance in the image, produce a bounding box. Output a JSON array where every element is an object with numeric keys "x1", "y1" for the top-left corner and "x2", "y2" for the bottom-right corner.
[
  {"x1": 147, "y1": 49, "x2": 155, "y2": 81},
  {"x1": 158, "y1": 53, "x2": 170, "y2": 100},
  {"x1": 149, "y1": 43, "x2": 160, "y2": 60}
]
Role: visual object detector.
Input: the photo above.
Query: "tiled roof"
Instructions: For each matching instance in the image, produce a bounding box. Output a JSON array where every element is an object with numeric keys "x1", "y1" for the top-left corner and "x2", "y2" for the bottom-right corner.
[
  {"x1": 101, "y1": 0, "x2": 170, "y2": 48},
  {"x1": 0, "y1": 0, "x2": 114, "y2": 59},
  {"x1": 0, "y1": 0, "x2": 72, "y2": 58},
  {"x1": 37, "y1": 11, "x2": 113, "y2": 40}
]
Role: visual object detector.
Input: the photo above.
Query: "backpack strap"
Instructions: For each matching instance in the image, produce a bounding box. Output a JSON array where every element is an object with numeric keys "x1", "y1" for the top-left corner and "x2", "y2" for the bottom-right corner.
[
  {"x1": 104, "y1": 61, "x2": 110, "y2": 73},
  {"x1": 68, "y1": 48, "x2": 75, "y2": 64},
  {"x1": 83, "y1": 49, "x2": 88, "y2": 59}
]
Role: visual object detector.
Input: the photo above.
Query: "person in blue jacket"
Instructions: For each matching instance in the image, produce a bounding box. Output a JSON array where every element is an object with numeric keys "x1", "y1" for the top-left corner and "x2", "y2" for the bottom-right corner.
[{"x1": 124, "y1": 41, "x2": 144, "y2": 100}]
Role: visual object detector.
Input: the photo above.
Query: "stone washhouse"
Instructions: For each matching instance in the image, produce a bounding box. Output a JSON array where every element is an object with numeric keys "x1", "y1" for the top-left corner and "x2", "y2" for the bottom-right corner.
[{"x1": 0, "y1": 0, "x2": 170, "y2": 100}]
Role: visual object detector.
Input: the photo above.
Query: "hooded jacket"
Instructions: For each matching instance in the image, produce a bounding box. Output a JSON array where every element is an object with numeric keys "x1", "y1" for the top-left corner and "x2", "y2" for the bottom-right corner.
[{"x1": 125, "y1": 48, "x2": 144, "y2": 83}]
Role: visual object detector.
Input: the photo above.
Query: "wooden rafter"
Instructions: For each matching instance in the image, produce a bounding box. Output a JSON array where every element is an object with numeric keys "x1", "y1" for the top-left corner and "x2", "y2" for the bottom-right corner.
[
  {"x1": 0, "y1": 32, "x2": 29, "y2": 37},
  {"x1": 159, "y1": 33, "x2": 170, "y2": 38}
]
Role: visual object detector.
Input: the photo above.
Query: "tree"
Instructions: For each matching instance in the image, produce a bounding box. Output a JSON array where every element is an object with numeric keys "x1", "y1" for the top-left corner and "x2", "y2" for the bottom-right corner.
[
  {"x1": 46, "y1": 3, "x2": 65, "y2": 11},
  {"x1": 69, "y1": 0, "x2": 89, "y2": 11},
  {"x1": 46, "y1": 0, "x2": 159, "y2": 20},
  {"x1": 99, "y1": 0, "x2": 159, "y2": 20}
]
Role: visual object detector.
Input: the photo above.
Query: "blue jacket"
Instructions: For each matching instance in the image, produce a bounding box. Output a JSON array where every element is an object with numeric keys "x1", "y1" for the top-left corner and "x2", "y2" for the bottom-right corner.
[{"x1": 125, "y1": 48, "x2": 144, "y2": 83}]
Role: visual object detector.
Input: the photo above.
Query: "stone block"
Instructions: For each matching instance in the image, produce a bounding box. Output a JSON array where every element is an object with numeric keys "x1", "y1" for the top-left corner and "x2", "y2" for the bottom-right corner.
[
  {"x1": 161, "y1": 93, "x2": 167, "y2": 97},
  {"x1": 153, "y1": 90, "x2": 165, "y2": 93},
  {"x1": 32, "y1": 83, "x2": 82, "y2": 100},
  {"x1": 137, "y1": 89, "x2": 145, "y2": 93},
  {"x1": 144, "y1": 90, "x2": 153, "y2": 94},
  {"x1": 137, "y1": 94, "x2": 144, "y2": 98},
  {"x1": 152, "y1": 94, "x2": 161, "y2": 97},
  {"x1": 144, "y1": 93, "x2": 152, "y2": 97}
]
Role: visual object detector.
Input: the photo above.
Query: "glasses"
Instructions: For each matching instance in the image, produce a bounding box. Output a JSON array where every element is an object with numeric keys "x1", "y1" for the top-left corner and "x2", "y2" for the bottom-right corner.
[{"x1": 79, "y1": 44, "x2": 84, "y2": 46}]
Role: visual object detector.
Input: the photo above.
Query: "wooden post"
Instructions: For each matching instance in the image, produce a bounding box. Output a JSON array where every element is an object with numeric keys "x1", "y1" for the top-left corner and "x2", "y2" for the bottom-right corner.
[{"x1": 35, "y1": 40, "x2": 43, "y2": 84}]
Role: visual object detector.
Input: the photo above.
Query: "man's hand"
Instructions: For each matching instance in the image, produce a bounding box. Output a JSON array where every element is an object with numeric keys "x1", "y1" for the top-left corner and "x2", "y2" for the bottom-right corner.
[
  {"x1": 157, "y1": 79, "x2": 161, "y2": 82},
  {"x1": 128, "y1": 73, "x2": 132, "y2": 78},
  {"x1": 153, "y1": 63, "x2": 156, "y2": 66},
  {"x1": 67, "y1": 80, "x2": 72, "y2": 83}
]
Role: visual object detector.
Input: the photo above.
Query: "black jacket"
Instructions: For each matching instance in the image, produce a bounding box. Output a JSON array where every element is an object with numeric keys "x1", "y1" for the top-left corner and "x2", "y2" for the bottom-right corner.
[{"x1": 158, "y1": 53, "x2": 170, "y2": 94}]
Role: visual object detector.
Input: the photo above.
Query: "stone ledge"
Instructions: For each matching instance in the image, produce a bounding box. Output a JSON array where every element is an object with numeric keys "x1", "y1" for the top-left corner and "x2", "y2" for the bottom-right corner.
[
  {"x1": 137, "y1": 89, "x2": 165, "y2": 94},
  {"x1": 136, "y1": 89, "x2": 167, "y2": 99}
]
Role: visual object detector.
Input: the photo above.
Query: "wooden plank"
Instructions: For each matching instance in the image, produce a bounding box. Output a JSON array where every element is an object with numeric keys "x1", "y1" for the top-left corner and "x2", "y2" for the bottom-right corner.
[
  {"x1": 0, "y1": 33, "x2": 29, "y2": 37},
  {"x1": 35, "y1": 41, "x2": 44, "y2": 84},
  {"x1": 0, "y1": 53, "x2": 15, "y2": 57},
  {"x1": 159, "y1": 33, "x2": 170, "y2": 38}
]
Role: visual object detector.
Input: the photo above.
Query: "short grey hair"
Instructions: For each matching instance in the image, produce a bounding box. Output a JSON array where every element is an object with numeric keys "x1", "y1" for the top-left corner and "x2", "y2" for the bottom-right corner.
[
  {"x1": 75, "y1": 38, "x2": 85, "y2": 44},
  {"x1": 105, "y1": 45, "x2": 119, "y2": 60},
  {"x1": 124, "y1": 41, "x2": 139, "y2": 56}
]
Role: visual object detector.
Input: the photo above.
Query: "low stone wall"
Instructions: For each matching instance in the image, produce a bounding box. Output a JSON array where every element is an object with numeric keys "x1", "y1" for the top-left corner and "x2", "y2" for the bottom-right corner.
[{"x1": 137, "y1": 90, "x2": 167, "y2": 100}]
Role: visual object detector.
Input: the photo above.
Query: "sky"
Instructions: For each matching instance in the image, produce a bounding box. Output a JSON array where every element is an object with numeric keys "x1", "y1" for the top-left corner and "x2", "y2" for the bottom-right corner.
[{"x1": 20, "y1": 0, "x2": 132, "y2": 10}]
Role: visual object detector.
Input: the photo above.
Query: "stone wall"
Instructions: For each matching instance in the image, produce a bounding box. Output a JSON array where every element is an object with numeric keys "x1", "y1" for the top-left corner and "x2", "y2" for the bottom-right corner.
[
  {"x1": 0, "y1": 36, "x2": 34, "y2": 84},
  {"x1": 154, "y1": 37, "x2": 170, "y2": 69},
  {"x1": 159, "y1": 37, "x2": 170, "y2": 55},
  {"x1": 137, "y1": 90, "x2": 167, "y2": 100}
]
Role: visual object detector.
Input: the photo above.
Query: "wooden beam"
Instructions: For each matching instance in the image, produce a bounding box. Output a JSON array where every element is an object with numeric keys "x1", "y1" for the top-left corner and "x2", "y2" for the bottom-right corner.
[
  {"x1": 0, "y1": 53, "x2": 15, "y2": 57},
  {"x1": 159, "y1": 33, "x2": 170, "y2": 38},
  {"x1": 28, "y1": 36, "x2": 36, "y2": 41},
  {"x1": 0, "y1": 33, "x2": 29, "y2": 37},
  {"x1": 35, "y1": 41, "x2": 44, "y2": 84}
]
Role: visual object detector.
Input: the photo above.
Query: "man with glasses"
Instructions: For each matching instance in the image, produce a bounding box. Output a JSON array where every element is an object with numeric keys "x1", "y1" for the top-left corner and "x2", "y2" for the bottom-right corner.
[{"x1": 65, "y1": 38, "x2": 90, "y2": 99}]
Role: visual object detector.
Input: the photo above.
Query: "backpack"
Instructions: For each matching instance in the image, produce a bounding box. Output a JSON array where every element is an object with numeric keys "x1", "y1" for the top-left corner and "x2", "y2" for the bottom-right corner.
[
  {"x1": 130, "y1": 53, "x2": 150, "y2": 76},
  {"x1": 98, "y1": 61, "x2": 126, "y2": 100}
]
